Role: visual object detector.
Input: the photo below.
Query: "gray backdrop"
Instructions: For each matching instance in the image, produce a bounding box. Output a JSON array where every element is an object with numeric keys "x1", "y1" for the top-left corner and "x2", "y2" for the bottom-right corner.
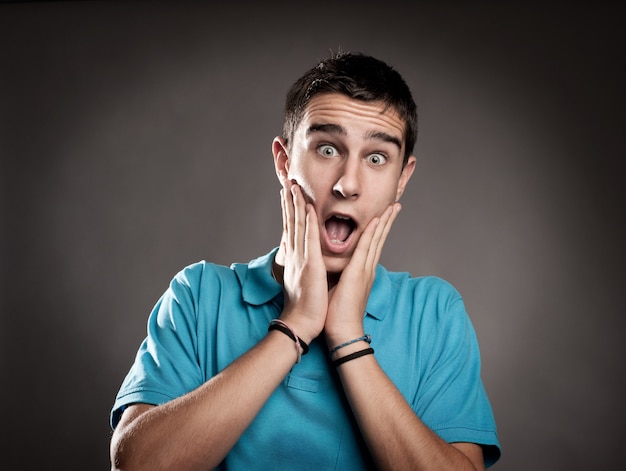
[{"x1": 2, "y1": 1, "x2": 624, "y2": 470}]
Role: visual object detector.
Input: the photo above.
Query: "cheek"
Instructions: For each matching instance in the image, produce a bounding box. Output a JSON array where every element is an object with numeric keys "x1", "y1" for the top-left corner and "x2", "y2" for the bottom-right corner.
[
  {"x1": 368, "y1": 182, "x2": 399, "y2": 211},
  {"x1": 287, "y1": 167, "x2": 320, "y2": 204},
  {"x1": 286, "y1": 159, "x2": 305, "y2": 183},
  {"x1": 298, "y1": 182, "x2": 319, "y2": 206}
]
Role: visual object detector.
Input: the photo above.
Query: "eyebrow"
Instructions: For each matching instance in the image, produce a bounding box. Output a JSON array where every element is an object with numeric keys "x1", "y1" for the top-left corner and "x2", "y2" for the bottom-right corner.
[
  {"x1": 366, "y1": 130, "x2": 402, "y2": 150},
  {"x1": 307, "y1": 123, "x2": 402, "y2": 150},
  {"x1": 307, "y1": 123, "x2": 345, "y2": 136}
]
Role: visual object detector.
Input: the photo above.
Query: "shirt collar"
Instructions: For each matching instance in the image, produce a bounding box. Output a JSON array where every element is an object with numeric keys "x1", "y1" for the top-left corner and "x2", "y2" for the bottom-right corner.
[
  {"x1": 366, "y1": 264, "x2": 391, "y2": 321},
  {"x1": 234, "y1": 248, "x2": 391, "y2": 321},
  {"x1": 233, "y1": 248, "x2": 283, "y2": 306}
]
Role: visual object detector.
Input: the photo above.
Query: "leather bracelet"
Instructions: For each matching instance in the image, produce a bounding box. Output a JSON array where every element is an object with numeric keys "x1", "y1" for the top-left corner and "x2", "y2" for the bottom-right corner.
[
  {"x1": 333, "y1": 347, "x2": 374, "y2": 367},
  {"x1": 268, "y1": 320, "x2": 309, "y2": 355}
]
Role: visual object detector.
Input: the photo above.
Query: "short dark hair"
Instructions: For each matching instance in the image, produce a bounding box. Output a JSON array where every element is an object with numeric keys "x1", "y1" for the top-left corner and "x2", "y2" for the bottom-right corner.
[{"x1": 283, "y1": 51, "x2": 418, "y2": 166}]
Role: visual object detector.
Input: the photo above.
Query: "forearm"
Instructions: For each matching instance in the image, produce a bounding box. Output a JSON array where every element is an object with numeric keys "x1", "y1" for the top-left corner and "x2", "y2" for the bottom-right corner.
[
  {"x1": 111, "y1": 330, "x2": 298, "y2": 471},
  {"x1": 336, "y1": 350, "x2": 482, "y2": 471}
]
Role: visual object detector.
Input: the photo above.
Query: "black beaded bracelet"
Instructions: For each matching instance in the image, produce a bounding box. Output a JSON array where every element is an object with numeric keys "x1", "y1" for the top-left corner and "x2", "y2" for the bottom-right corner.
[
  {"x1": 333, "y1": 347, "x2": 374, "y2": 367},
  {"x1": 268, "y1": 320, "x2": 310, "y2": 355}
]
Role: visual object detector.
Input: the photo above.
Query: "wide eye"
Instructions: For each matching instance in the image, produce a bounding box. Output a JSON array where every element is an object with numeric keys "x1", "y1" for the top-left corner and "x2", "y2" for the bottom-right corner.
[
  {"x1": 318, "y1": 144, "x2": 339, "y2": 158},
  {"x1": 366, "y1": 153, "x2": 387, "y2": 165}
]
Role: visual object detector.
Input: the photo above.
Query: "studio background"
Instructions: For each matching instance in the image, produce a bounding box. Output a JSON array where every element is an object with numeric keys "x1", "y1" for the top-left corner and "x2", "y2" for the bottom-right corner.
[{"x1": 2, "y1": 2, "x2": 624, "y2": 470}]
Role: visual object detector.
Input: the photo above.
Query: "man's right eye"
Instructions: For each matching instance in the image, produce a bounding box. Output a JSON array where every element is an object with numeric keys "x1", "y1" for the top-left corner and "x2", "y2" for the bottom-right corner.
[{"x1": 318, "y1": 144, "x2": 339, "y2": 157}]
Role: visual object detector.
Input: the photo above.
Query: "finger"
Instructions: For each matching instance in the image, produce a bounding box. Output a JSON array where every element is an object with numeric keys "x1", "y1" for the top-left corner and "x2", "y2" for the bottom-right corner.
[
  {"x1": 352, "y1": 205, "x2": 393, "y2": 274},
  {"x1": 278, "y1": 188, "x2": 289, "y2": 257},
  {"x1": 361, "y1": 208, "x2": 388, "y2": 272},
  {"x1": 291, "y1": 182, "x2": 307, "y2": 257},
  {"x1": 283, "y1": 180, "x2": 296, "y2": 254},
  {"x1": 304, "y1": 203, "x2": 322, "y2": 260},
  {"x1": 366, "y1": 204, "x2": 396, "y2": 268},
  {"x1": 368, "y1": 203, "x2": 401, "y2": 269},
  {"x1": 280, "y1": 188, "x2": 287, "y2": 238},
  {"x1": 349, "y1": 215, "x2": 380, "y2": 271}
]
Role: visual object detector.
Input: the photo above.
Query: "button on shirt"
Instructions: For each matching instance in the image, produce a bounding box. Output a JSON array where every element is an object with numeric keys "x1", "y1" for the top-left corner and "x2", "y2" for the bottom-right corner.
[{"x1": 111, "y1": 249, "x2": 501, "y2": 469}]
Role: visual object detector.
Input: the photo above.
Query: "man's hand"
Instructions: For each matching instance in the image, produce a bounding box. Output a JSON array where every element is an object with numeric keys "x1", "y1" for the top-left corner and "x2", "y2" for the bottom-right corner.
[
  {"x1": 325, "y1": 202, "x2": 402, "y2": 347},
  {"x1": 278, "y1": 180, "x2": 328, "y2": 344}
]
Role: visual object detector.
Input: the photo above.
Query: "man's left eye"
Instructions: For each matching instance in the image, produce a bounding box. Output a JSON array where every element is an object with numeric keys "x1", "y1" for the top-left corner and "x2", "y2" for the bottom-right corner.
[{"x1": 366, "y1": 153, "x2": 387, "y2": 165}]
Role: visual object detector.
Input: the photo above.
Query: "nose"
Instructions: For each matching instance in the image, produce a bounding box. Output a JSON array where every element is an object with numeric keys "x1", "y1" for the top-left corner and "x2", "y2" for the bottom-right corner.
[{"x1": 332, "y1": 157, "x2": 361, "y2": 199}]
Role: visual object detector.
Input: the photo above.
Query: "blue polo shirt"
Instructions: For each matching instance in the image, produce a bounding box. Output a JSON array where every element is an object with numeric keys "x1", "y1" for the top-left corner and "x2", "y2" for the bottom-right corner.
[{"x1": 111, "y1": 249, "x2": 501, "y2": 468}]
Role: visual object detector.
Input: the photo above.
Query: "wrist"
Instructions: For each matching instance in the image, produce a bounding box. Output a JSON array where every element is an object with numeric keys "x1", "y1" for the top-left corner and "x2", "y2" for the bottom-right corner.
[
  {"x1": 333, "y1": 347, "x2": 375, "y2": 367},
  {"x1": 268, "y1": 319, "x2": 309, "y2": 363},
  {"x1": 278, "y1": 311, "x2": 320, "y2": 346},
  {"x1": 324, "y1": 328, "x2": 365, "y2": 353},
  {"x1": 326, "y1": 332, "x2": 371, "y2": 361}
]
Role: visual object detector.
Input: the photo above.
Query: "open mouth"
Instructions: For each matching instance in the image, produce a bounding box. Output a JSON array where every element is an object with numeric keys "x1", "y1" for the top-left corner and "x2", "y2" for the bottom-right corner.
[{"x1": 325, "y1": 215, "x2": 356, "y2": 244}]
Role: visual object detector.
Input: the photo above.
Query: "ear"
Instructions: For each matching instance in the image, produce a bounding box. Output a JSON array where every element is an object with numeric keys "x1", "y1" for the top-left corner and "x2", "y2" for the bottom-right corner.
[
  {"x1": 395, "y1": 155, "x2": 416, "y2": 201},
  {"x1": 272, "y1": 136, "x2": 290, "y2": 185}
]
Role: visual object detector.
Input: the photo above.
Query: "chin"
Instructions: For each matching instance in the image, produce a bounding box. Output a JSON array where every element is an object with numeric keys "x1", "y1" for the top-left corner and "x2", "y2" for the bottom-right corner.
[{"x1": 322, "y1": 254, "x2": 349, "y2": 275}]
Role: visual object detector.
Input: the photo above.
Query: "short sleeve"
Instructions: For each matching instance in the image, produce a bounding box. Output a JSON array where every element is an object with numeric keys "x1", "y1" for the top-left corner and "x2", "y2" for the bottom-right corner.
[
  {"x1": 414, "y1": 294, "x2": 501, "y2": 467},
  {"x1": 110, "y1": 264, "x2": 206, "y2": 429}
]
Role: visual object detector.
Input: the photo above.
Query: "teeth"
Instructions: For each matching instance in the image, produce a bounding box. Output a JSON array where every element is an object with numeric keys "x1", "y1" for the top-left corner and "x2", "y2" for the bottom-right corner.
[{"x1": 335, "y1": 215, "x2": 350, "y2": 220}]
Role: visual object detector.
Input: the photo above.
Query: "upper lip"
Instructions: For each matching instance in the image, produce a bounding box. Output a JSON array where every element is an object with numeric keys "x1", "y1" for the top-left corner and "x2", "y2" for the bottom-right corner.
[{"x1": 325, "y1": 210, "x2": 356, "y2": 221}]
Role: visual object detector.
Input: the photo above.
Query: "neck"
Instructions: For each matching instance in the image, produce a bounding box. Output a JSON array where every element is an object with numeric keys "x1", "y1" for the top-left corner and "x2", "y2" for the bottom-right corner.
[{"x1": 272, "y1": 255, "x2": 341, "y2": 290}]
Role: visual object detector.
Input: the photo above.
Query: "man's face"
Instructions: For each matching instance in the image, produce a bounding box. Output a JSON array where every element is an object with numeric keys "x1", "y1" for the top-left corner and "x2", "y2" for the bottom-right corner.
[{"x1": 274, "y1": 93, "x2": 416, "y2": 274}]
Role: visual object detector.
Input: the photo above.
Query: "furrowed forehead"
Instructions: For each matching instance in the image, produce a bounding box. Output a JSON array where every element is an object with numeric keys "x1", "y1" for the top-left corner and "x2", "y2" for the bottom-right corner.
[{"x1": 296, "y1": 94, "x2": 406, "y2": 149}]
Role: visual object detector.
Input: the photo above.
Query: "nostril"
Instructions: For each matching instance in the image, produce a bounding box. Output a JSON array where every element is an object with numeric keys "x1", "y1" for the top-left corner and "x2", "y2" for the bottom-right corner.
[{"x1": 332, "y1": 182, "x2": 359, "y2": 199}]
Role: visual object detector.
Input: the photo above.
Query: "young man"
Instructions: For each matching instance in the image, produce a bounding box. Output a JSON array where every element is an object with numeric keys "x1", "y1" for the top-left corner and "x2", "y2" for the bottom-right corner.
[{"x1": 110, "y1": 52, "x2": 501, "y2": 470}]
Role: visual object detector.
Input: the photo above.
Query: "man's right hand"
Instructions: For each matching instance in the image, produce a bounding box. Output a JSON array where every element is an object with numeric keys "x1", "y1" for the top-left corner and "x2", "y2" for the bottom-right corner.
[{"x1": 276, "y1": 179, "x2": 328, "y2": 344}]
